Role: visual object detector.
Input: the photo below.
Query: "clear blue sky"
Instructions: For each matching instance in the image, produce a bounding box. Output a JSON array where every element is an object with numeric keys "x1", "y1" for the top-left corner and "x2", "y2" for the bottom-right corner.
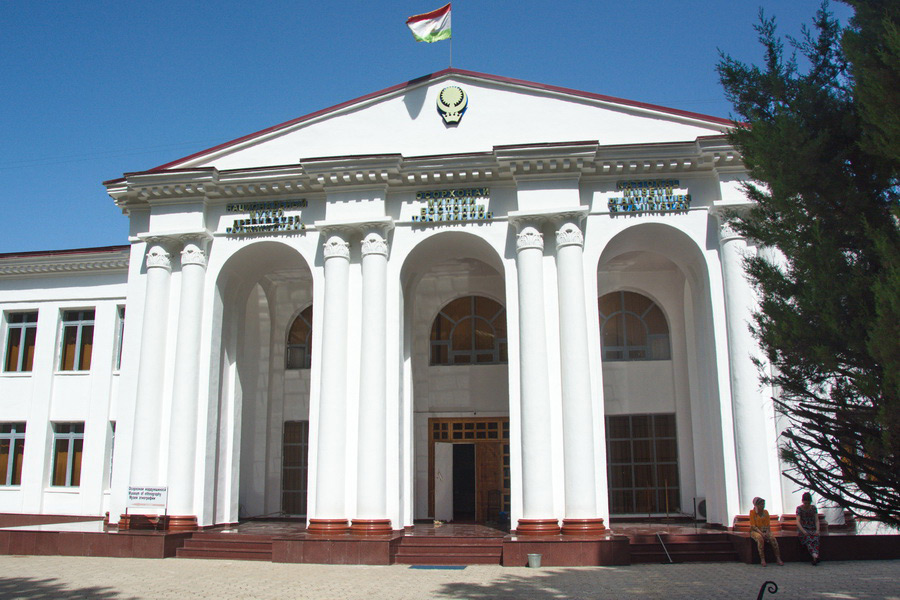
[{"x1": 0, "y1": 0, "x2": 853, "y2": 253}]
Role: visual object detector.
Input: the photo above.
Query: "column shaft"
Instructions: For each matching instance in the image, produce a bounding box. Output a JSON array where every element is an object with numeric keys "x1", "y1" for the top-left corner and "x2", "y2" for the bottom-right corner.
[
  {"x1": 129, "y1": 244, "x2": 172, "y2": 487},
  {"x1": 719, "y1": 228, "x2": 772, "y2": 513},
  {"x1": 166, "y1": 240, "x2": 207, "y2": 530},
  {"x1": 352, "y1": 232, "x2": 391, "y2": 534},
  {"x1": 514, "y1": 226, "x2": 559, "y2": 535},
  {"x1": 556, "y1": 221, "x2": 604, "y2": 535},
  {"x1": 309, "y1": 234, "x2": 351, "y2": 533}
]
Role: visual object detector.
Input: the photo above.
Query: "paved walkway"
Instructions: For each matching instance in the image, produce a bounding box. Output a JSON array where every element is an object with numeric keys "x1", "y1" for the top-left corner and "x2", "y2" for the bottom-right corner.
[{"x1": 0, "y1": 556, "x2": 897, "y2": 599}]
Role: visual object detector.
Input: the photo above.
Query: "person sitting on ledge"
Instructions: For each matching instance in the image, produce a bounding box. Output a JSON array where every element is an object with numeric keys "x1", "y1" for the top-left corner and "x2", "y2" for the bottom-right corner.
[
  {"x1": 796, "y1": 491, "x2": 821, "y2": 565},
  {"x1": 750, "y1": 496, "x2": 784, "y2": 566}
]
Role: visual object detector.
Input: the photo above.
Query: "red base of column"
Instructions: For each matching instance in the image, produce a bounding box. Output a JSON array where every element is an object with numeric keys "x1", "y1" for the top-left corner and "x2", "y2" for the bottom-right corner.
[
  {"x1": 350, "y1": 519, "x2": 393, "y2": 535},
  {"x1": 118, "y1": 514, "x2": 166, "y2": 531},
  {"x1": 561, "y1": 518, "x2": 606, "y2": 536},
  {"x1": 166, "y1": 515, "x2": 199, "y2": 532},
  {"x1": 307, "y1": 518, "x2": 350, "y2": 534},
  {"x1": 515, "y1": 518, "x2": 560, "y2": 535}
]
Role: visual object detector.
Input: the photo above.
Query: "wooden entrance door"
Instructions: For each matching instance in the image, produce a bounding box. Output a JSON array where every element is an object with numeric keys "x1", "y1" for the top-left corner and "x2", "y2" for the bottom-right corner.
[
  {"x1": 428, "y1": 417, "x2": 510, "y2": 524},
  {"x1": 475, "y1": 442, "x2": 503, "y2": 523}
]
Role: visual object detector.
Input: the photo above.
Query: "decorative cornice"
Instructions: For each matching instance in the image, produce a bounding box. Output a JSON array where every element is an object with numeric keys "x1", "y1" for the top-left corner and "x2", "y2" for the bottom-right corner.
[
  {"x1": 106, "y1": 138, "x2": 747, "y2": 210},
  {"x1": 0, "y1": 249, "x2": 130, "y2": 278}
]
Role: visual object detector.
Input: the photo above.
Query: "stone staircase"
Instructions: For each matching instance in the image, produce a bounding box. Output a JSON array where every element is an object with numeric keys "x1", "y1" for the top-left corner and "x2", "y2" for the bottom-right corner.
[
  {"x1": 629, "y1": 532, "x2": 739, "y2": 564},
  {"x1": 176, "y1": 532, "x2": 274, "y2": 561},
  {"x1": 392, "y1": 534, "x2": 504, "y2": 565}
]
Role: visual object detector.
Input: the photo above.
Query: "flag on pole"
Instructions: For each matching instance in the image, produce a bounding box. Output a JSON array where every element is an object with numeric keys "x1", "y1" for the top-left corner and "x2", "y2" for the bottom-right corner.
[{"x1": 406, "y1": 3, "x2": 452, "y2": 43}]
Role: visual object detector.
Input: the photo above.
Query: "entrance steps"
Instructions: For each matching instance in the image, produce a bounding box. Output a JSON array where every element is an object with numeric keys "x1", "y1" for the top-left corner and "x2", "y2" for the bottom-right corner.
[
  {"x1": 176, "y1": 532, "x2": 274, "y2": 561},
  {"x1": 629, "y1": 532, "x2": 738, "y2": 564},
  {"x1": 393, "y1": 535, "x2": 504, "y2": 565}
]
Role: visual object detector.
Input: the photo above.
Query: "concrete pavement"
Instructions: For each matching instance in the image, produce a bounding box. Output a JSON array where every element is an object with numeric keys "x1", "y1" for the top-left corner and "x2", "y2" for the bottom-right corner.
[{"x1": 0, "y1": 555, "x2": 897, "y2": 599}]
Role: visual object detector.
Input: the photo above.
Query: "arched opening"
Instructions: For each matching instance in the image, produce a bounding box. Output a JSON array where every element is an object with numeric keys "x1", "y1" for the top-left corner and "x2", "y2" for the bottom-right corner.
[
  {"x1": 597, "y1": 223, "x2": 725, "y2": 523},
  {"x1": 211, "y1": 241, "x2": 313, "y2": 523},
  {"x1": 400, "y1": 232, "x2": 509, "y2": 526}
]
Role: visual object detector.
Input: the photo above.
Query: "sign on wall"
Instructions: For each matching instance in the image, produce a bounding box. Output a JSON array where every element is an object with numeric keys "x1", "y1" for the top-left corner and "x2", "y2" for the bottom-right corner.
[
  {"x1": 225, "y1": 200, "x2": 308, "y2": 235},
  {"x1": 412, "y1": 188, "x2": 493, "y2": 223},
  {"x1": 127, "y1": 486, "x2": 168, "y2": 510},
  {"x1": 607, "y1": 180, "x2": 691, "y2": 213}
]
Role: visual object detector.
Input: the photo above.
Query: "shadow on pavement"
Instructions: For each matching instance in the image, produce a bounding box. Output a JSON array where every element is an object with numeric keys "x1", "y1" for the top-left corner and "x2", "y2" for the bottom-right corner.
[{"x1": 0, "y1": 577, "x2": 135, "y2": 600}]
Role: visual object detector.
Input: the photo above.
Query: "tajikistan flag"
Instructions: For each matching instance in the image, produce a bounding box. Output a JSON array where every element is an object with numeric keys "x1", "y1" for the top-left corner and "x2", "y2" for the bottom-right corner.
[{"x1": 406, "y1": 3, "x2": 451, "y2": 43}]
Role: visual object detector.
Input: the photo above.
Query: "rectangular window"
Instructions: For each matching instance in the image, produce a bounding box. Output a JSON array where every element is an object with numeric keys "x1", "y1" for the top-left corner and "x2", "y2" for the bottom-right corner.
[
  {"x1": 1, "y1": 423, "x2": 26, "y2": 486},
  {"x1": 282, "y1": 421, "x2": 309, "y2": 515},
  {"x1": 114, "y1": 306, "x2": 125, "y2": 370},
  {"x1": 606, "y1": 413, "x2": 679, "y2": 514},
  {"x1": 52, "y1": 423, "x2": 84, "y2": 487},
  {"x1": 4, "y1": 312, "x2": 38, "y2": 372},
  {"x1": 59, "y1": 310, "x2": 94, "y2": 371}
]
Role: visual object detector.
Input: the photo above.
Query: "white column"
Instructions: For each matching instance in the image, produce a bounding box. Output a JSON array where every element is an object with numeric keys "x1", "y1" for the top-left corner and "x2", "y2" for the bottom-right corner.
[
  {"x1": 717, "y1": 216, "x2": 772, "y2": 514},
  {"x1": 165, "y1": 237, "x2": 209, "y2": 529},
  {"x1": 129, "y1": 241, "x2": 173, "y2": 493},
  {"x1": 309, "y1": 232, "x2": 351, "y2": 533},
  {"x1": 351, "y1": 229, "x2": 392, "y2": 534},
  {"x1": 555, "y1": 218, "x2": 605, "y2": 534},
  {"x1": 513, "y1": 223, "x2": 559, "y2": 535}
]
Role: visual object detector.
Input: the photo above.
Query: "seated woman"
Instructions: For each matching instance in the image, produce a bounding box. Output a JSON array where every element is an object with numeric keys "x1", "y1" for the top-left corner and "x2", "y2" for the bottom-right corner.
[
  {"x1": 796, "y1": 492, "x2": 821, "y2": 565},
  {"x1": 749, "y1": 497, "x2": 783, "y2": 566}
]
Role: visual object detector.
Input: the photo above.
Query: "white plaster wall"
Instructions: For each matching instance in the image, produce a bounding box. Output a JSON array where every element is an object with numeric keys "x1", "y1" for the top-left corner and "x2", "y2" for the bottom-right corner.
[{"x1": 0, "y1": 274, "x2": 125, "y2": 516}]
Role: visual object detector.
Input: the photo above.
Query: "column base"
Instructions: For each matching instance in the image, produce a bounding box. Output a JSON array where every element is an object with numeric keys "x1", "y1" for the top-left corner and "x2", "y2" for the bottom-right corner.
[
  {"x1": 118, "y1": 514, "x2": 165, "y2": 531},
  {"x1": 350, "y1": 519, "x2": 393, "y2": 535},
  {"x1": 166, "y1": 515, "x2": 199, "y2": 532},
  {"x1": 515, "y1": 518, "x2": 560, "y2": 536},
  {"x1": 307, "y1": 518, "x2": 350, "y2": 534},
  {"x1": 561, "y1": 518, "x2": 606, "y2": 536}
]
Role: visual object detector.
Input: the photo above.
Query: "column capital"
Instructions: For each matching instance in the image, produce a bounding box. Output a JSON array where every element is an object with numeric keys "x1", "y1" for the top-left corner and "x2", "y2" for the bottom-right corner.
[
  {"x1": 515, "y1": 227, "x2": 544, "y2": 252},
  {"x1": 710, "y1": 205, "x2": 751, "y2": 243},
  {"x1": 323, "y1": 235, "x2": 351, "y2": 260},
  {"x1": 555, "y1": 221, "x2": 584, "y2": 249},
  {"x1": 360, "y1": 231, "x2": 389, "y2": 257},
  {"x1": 145, "y1": 243, "x2": 173, "y2": 270},
  {"x1": 180, "y1": 242, "x2": 208, "y2": 267}
]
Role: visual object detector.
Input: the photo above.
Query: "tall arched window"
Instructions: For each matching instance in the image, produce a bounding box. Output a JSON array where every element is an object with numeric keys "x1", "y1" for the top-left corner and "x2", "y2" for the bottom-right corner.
[
  {"x1": 286, "y1": 306, "x2": 312, "y2": 369},
  {"x1": 598, "y1": 291, "x2": 670, "y2": 361},
  {"x1": 430, "y1": 296, "x2": 507, "y2": 365}
]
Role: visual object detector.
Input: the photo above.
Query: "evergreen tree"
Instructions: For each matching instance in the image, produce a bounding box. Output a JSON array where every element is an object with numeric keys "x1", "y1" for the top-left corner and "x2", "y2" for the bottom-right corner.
[{"x1": 717, "y1": 1, "x2": 899, "y2": 526}]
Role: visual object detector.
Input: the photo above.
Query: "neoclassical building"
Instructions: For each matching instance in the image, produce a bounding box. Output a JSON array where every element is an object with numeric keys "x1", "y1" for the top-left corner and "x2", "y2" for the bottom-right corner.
[{"x1": 0, "y1": 69, "x2": 794, "y2": 535}]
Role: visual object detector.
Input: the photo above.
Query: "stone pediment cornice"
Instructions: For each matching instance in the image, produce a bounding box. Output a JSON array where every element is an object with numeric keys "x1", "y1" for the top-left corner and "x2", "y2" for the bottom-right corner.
[
  {"x1": 0, "y1": 247, "x2": 130, "y2": 279},
  {"x1": 107, "y1": 137, "x2": 745, "y2": 207}
]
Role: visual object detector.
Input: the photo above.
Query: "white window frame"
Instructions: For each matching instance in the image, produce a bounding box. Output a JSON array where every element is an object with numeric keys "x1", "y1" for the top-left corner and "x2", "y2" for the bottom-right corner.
[
  {"x1": 51, "y1": 422, "x2": 84, "y2": 487},
  {"x1": 58, "y1": 309, "x2": 95, "y2": 372},
  {"x1": 1, "y1": 423, "x2": 26, "y2": 486},
  {"x1": 4, "y1": 311, "x2": 38, "y2": 373}
]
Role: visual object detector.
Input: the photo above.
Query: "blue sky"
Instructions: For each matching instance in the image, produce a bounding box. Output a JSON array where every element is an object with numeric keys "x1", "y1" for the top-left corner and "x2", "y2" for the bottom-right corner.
[{"x1": 0, "y1": 0, "x2": 853, "y2": 253}]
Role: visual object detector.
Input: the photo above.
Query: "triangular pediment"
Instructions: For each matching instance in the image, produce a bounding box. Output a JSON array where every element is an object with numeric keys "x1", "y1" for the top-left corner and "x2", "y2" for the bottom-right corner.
[{"x1": 153, "y1": 69, "x2": 732, "y2": 173}]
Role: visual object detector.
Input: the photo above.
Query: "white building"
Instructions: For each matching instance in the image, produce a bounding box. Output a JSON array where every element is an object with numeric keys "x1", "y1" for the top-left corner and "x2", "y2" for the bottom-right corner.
[{"x1": 0, "y1": 69, "x2": 797, "y2": 534}]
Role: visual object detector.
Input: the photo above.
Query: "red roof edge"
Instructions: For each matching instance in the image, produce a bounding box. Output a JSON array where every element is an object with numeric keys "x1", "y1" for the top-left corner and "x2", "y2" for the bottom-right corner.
[
  {"x1": 143, "y1": 68, "x2": 735, "y2": 174},
  {"x1": 0, "y1": 244, "x2": 131, "y2": 260}
]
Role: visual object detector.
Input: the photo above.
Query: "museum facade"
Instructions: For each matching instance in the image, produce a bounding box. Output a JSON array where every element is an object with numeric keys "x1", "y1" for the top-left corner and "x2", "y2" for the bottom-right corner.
[{"x1": 0, "y1": 69, "x2": 796, "y2": 534}]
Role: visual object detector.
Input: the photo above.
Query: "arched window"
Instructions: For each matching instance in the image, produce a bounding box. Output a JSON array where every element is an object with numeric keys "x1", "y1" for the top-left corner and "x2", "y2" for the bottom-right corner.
[
  {"x1": 286, "y1": 306, "x2": 312, "y2": 370},
  {"x1": 598, "y1": 291, "x2": 670, "y2": 361},
  {"x1": 430, "y1": 296, "x2": 507, "y2": 365}
]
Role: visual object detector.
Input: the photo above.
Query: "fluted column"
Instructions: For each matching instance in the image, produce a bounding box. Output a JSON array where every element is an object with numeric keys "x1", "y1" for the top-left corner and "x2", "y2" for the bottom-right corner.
[
  {"x1": 351, "y1": 228, "x2": 392, "y2": 535},
  {"x1": 512, "y1": 222, "x2": 559, "y2": 535},
  {"x1": 716, "y1": 215, "x2": 772, "y2": 513},
  {"x1": 555, "y1": 217, "x2": 605, "y2": 535},
  {"x1": 308, "y1": 232, "x2": 352, "y2": 534},
  {"x1": 165, "y1": 236, "x2": 210, "y2": 531},
  {"x1": 128, "y1": 241, "x2": 174, "y2": 496}
]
